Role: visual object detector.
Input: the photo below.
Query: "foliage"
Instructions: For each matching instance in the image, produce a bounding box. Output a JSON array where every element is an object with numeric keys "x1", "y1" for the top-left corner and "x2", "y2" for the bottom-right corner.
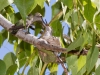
[{"x1": 0, "y1": 0, "x2": 100, "y2": 75}]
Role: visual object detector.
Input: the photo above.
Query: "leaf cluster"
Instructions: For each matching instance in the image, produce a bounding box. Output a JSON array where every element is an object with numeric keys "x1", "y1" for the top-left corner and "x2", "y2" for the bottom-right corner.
[{"x1": 0, "y1": 0, "x2": 100, "y2": 75}]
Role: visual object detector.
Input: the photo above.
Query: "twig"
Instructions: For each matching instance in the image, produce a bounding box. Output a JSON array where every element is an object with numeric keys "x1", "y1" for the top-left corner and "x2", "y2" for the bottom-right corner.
[
  {"x1": 49, "y1": 10, "x2": 63, "y2": 25},
  {"x1": 54, "y1": 53, "x2": 68, "y2": 75}
]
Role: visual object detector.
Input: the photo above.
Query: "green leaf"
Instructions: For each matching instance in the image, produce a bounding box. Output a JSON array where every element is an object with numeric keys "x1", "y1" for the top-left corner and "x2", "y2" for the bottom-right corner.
[
  {"x1": 61, "y1": 0, "x2": 73, "y2": 9},
  {"x1": 1, "y1": 7, "x2": 21, "y2": 24},
  {"x1": 67, "y1": 34, "x2": 84, "y2": 51},
  {"x1": 92, "y1": 32, "x2": 96, "y2": 51},
  {"x1": 84, "y1": 0, "x2": 96, "y2": 23},
  {"x1": 65, "y1": 9, "x2": 72, "y2": 21},
  {"x1": 24, "y1": 42, "x2": 31, "y2": 56},
  {"x1": 71, "y1": 10, "x2": 84, "y2": 26},
  {"x1": 50, "y1": 20, "x2": 62, "y2": 37},
  {"x1": 49, "y1": 71, "x2": 57, "y2": 75},
  {"x1": 0, "y1": 60, "x2": 6, "y2": 75},
  {"x1": 0, "y1": 33, "x2": 3, "y2": 47},
  {"x1": 3, "y1": 52, "x2": 17, "y2": 70},
  {"x1": 95, "y1": 65, "x2": 100, "y2": 75},
  {"x1": 14, "y1": 41, "x2": 18, "y2": 52},
  {"x1": 8, "y1": 33, "x2": 18, "y2": 44},
  {"x1": 1, "y1": 29, "x2": 7, "y2": 40},
  {"x1": 35, "y1": 22, "x2": 43, "y2": 36},
  {"x1": 78, "y1": 55, "x2": 86, "y2": 72},
  {"x1": 14, "y1": 41, "x2": 27, "y2": 68},
  {"x1": 17, "y1": 50, "x2": 27, "y2": 68},
  {"x1": 0, "y1": 0, "x2": 13, "y2": 11},
  {"x1": 48, "y1": 63, "x2": 58, "y2": 73},
  {"x1": 14, "y1": 0, "x2": 37, "y2": 22},
  {"x1": 31, "y1": 5, "x2": 45, "y2": 16},
  {"x1": 86, "y1": 47, "x2": 99, "y2": 74},
  {"x1": 39, "y1": 57, "x2": 42, "y2": 74},
  {"x1": 6, "y1": 64, "x2": 17, "y2": 75},
  {"x1": 28, "y1": 66, "x2": 39, "y2": 75},
  {"x1": 51, "y1": 1, "x2": 62, "y2": 19},
  {"x1": 39, "y1": 49, "x2": 56, "y2": 63},
  {"x1": 80, "y1": 32, "x2": 89, "y2": 51},
  {"x1": 4, "y1": 6, "x2": 15, "y2": 22},
  {"x1": 27, "y1": 67, "x2": 34, "y2": 75},
  {"x1": 14, "y1": 12, "x2": 22, "y2": 22},
  {"x1": 77, "y1": 65, "x2": 86, "y2": 75},
  {"x1": 1, "y1": 7, "x2": 20, "y2": 44},
  {"x1": 60, "y1": 27, "x2": 67, "y2": 48},
  {"x1": 27, "y1": 56, "x2": 39, "y2": 75},
  {"x1": 32, "y1": 0, "x2": 45, "y2": 9},
  {"x1": 1, "y1": 5, "x2": 15, "y2": 23},
  {"x1": 91, "y1": 0, "x2": 100, "y2": 11},
  {"x1": 66, "y1": 55, "x2": 78, "y2": 75},
  {"x1": 95, "y1": 13, "x2": 100, "y2": 30}
]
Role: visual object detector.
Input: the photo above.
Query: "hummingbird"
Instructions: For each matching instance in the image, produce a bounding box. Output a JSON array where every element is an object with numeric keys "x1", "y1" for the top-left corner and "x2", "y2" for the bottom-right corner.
[{"x1": 9, "y1": 12, "x2": 44, "y2": 34}]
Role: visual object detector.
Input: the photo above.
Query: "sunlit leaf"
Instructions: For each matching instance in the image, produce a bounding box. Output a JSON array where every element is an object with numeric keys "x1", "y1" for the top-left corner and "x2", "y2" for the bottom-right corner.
[
  {"x1": 32, "y1": 0, "x2": 45, "y2": 9},
  {"x1": 3, "y1": 52, "x2": 17, "y2": 70},
  {"x1": 39, "y1": 57, "x2": 42, "y2": 74},
  {"x1": 91, "y1": 0, "x2": 100, "y2": 11},
  {"x1": 4, "y1": 6, "x2": 15, "y2": 22},
  {"x1": 78, "y1": 55, "x2": 86, "y2": 72},
  {"x1": 84, "y1": 0, "x2": 96, "y2": 23},
  {"x1": 0, "y1": 60, "x2": 6, "y2": 75},
  {"x1": 14, "y1": 41, "x2": 18, "y2": 53},
  {"x1": 49, "y1": 71, "x2": 57, "y2": 75},
  {"x1": 86, "y1": 47, "x2": 99, "y2": 74},
  {"x1": 48, "y1": 63, "x2": 58, "y2": 73},
  {"x1": 0, "y1": 0, "x2": 13, "y2": 11},
  {"x1": 77, "y1": 65, "x2": 86, "y2": 75}
]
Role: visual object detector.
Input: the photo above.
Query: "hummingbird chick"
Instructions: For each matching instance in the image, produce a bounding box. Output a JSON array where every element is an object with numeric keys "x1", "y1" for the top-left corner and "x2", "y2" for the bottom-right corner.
[{"x1": 41, "y1": 21, "x2": 61, "y2": 47}]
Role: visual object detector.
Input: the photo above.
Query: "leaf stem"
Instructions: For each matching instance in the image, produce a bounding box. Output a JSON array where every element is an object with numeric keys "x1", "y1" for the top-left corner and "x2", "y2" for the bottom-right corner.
[
  {"x1": 49, "y1": 10, "x2": 63, "y2": 25},
  {"x1": 40, "y1": 63, "x2": 48, "y2": 75}
]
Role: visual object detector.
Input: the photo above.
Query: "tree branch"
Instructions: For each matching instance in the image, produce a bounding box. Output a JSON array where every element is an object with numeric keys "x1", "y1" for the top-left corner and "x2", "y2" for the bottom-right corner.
[{"x1": 0, "y1": 14, "x2": 67, "y2": 53}]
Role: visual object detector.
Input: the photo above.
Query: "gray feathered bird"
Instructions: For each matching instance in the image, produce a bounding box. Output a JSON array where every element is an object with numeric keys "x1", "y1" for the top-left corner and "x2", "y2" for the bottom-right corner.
[{"x1": 9, "y1": 12, "x2": 44, "y2": 34}]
